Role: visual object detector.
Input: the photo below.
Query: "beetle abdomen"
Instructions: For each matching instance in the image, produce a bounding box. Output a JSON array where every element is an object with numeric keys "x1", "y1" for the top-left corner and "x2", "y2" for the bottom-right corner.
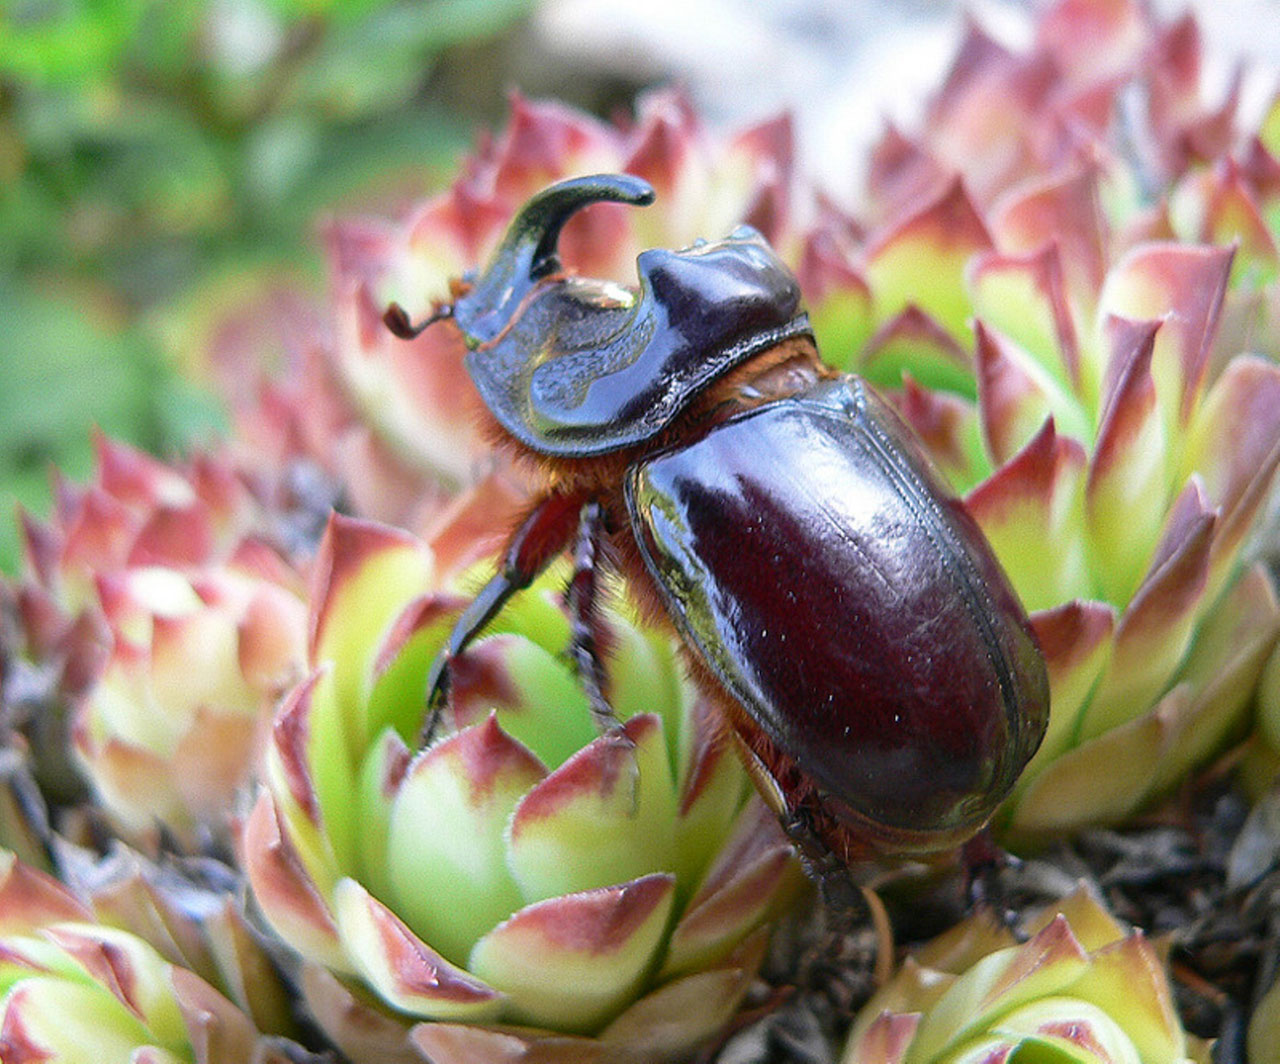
[{"x1": 626, "y1": 376, "x2": 1048, "y2": 850}]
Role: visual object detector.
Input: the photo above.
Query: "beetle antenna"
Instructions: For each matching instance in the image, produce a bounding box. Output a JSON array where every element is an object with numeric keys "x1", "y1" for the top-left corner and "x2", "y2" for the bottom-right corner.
[{"x1": 383, "y1": 300, "x2": 454, "y2": 340}]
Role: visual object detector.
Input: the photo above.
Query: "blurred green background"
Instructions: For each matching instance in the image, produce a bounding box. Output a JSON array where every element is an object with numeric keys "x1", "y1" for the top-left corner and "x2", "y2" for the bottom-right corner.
[{"x1": 0, "y1": 0, "x2": 549, "y2": 572}]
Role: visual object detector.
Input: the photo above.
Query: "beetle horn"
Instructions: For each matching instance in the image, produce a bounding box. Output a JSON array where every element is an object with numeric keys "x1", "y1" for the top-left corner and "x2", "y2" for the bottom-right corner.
[
  {"x1": 505, "y1": 173, "x2": 655, "y2": 280},
  {"x1": 453, "y1": 174, "x2": 655, "y2": 344},
  {"x1": 383, "y1": 175, "x2": 654, "y2": 344}
]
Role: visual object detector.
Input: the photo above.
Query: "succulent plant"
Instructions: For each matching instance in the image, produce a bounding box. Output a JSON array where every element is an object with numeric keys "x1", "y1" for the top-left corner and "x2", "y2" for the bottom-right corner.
[
  {"x1": 72, "y1": 557, "x2": 306, "y2": 845},
  {"x1": 240, "y1": 510, "x2": 801, "y2": 1062},
  {"x1": 50, "y1": 840, "x2": 299, "y2": 1042},
  {"x1": 790, "y1": 0, "x2": 1280, "y2": 842},
  {"x1": 8, "y1": 0, "x2": 1280, "y2": 1058},
  {"x1": 4, "y1": 434, "x2": 308, "y2": 847},
  {"x1": 0, "y1": 847, "x2": 305, "y2": 1064},
  {"x1": 842, "y1": 885, "x2": 1205, "y2": 1064}
]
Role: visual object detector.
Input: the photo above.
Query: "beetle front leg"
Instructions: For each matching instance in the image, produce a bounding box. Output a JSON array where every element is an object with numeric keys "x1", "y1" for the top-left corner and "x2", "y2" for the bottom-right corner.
[
  {"x1": 419, "y1": 492, "x2": 586, "y2": 747},
  {"x1": 567, "y1": 500, "x2": 622, "y2": 735}
]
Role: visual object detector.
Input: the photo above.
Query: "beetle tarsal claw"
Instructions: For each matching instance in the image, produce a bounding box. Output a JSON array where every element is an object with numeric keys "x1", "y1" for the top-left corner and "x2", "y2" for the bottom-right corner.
[{"x1": 418, "y1": 654, "x2": 454, "y2": 747}]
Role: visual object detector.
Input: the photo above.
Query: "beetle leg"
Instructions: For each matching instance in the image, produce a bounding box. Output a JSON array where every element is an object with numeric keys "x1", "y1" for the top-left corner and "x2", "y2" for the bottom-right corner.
[
  {"x1": 781, "y1": 806, "x2": 864, "y2": 933},
  {"x1": 961, "y1": 827, "x2": 1018, "y2": 926},
  {"x1": 567, "y1": 500, "x2": 622, "y2": 735},
  {"x1": 419, "y1": 492, "x2": 586, "y2": 747}
]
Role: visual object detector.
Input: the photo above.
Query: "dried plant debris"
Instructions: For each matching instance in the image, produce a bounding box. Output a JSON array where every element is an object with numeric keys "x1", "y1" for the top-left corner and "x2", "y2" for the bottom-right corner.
[{"x1": 710, "y1": 780, "x2": 1280, "y2": 1064}]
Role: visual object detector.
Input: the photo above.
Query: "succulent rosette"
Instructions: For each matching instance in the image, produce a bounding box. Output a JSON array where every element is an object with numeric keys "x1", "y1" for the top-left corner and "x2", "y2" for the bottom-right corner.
[
  {"x1": 842, "y1": 885, "x2": 1204, "y2": 1064},
  {"x1": 0, "y1": 848, "x2": 301, "y2": 1064},
  {"x1": 5, "y1": 434, "x2": 308, "y2": 846},
  {"x1": 242, "y1": 513, "x2": 800, "y2": 1062},
  {"x1": 786, "y1": 1, "x2": 1280, "y2": 842},
  {"x1": 19, "y1": 433, "x2": 261, "y2": 614},
  {"x1": 72, "y1": 557, "x2": 306, "y2": 845}
]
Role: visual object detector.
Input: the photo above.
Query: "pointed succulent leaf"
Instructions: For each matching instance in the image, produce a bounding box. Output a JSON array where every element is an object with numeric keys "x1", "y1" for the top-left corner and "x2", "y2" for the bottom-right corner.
[
  {"x1": 332, "y1": 878, "x2": 505, "y2": 1022},
  {"x1": 891, "y1": 375, "x2": 988, "y2": 490},
  {"x1": 1178, "y1": 355, "x2": 1280, "y2": 598},
  {"x1": 1020, "y1": 886, "x2": 1126, "y2": 953},
  {"x1": 384, "y1": 716, "x2": 545, "y2": 966},
  {"x1": 506, "y1": 715, "x2": 677, "y2": 904},
  {"x1": 969, "y1": 245, "x2": 1081, "y2": 401},
  {"x1": 367, "y1": 591, "x2": 467, "y2": 744},
  {"x1": 670, "y1": 710, "x2": 748, "y2": 894},
  {"x1": 263, "y1": 670, "x2": 350, "y2": 888},
  {"x1": 43, "y1": 924, "x2": 189, "y2": 1047},
  {"x1": 167, "y1": 966, "x2": 261, "y2": 1064},
  {"x1": 1010, "y1": 686, "x2": 1195, "y2": 836},
  {"x1": 240, "y1": 790, "x2": 346, "y2": 973},
  {"x1": 446, "y1": 635, "x2": 597, "y2": 771},
  {"x1": 921, "y1": 19, "x2": 1049, "y2": 198},
  {"x1": 354, "y1": 727, "x2": 411, "y2": 902},
  {"x1": 299, "y1": 964, "x2": 431, "y2": 1064},
  {"x1": 467, "y1": 874, "x2": 676, "y2": 1033},
  {"x1": 1079, "y1": 493, "x2": 1213, "y2": 739},
  {"x1": 990, "y1": 168, "x2": 1109, "y2": 315},
  {"x1": 1062, "y1": 934, "x2": 1187, "y2": 1062},
  {"x1": 914, "y1": 908, "x2": 1020, "y2": 973},
  {"x1": 1085, "y1": 316, "x2": 1169, "y2": 604},
  {"x1": 1023, "y1": 601, "x2": 1116, "y2": 773},
  {"x1": 1035, "y1": 0, "x2": 1150, "y2": 85},
  {"x1": 72, "y1": 733, "x2": 189, "y2": 840},
  {"x1": 1095, "y1": 243, "x2": 1232, "y2": 445},
  {"x1": 1149, "y1": 566, "x2": 1280, "y2": 792},
  {"x1": 307, "y1": 514, "x2": 435, "y2": 756},
  {"x1": 858, "y1": 307, "x2": 975, "y2": 398},
  {"x1": 660, "y1": 800, "x2": 797, "y2": 978},
  {"x1": 331, "y1": 279, "x2": 486, "y2": 491},
  {"x1": 844, "y1": 958, "x2": 955, "y2": 1062},
  {"x1": 974, "y1": 321, "x2": 1082, "y2": 467},
  {"x1": 865, "y1": 178, "x2": 993, "y2": 342},
  {"x1": 1194, "y1": 162, "x2": 1279, "y2": 284},
  {"x1": 599, "y1": 928, "x2": 769, "y2": 1059},
  {"x1": 420, "y1": 473, "x2": 530, "y2": 583},
  {"x1": 236, "y1": 581, "x2": 308, "y2": 692},
  {"x1": 865, "y1": 122, "x2": 949, "y2": 223},
  {"x1": 0, "y1": 852, "x2": 92, "y2": 933},
  {"x1": 842, "y1": 1011, "x2": 919, "y2": 1064},
  {"x1": 150, "y1": 605, "x2": 255, "y2": 720},
  {"x1": 600, "y1": 607, "x2": 686, "y2": 747},
  {"x1": 966, "y1": 420, "x2": 1092, "y2": 612},
  {"x1": 796, "y1": 230, "x2": 874, "y2": 366}
]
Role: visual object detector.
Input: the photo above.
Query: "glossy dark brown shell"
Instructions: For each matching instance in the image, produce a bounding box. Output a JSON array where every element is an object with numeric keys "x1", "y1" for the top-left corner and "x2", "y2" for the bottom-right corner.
[{"x1": 626, "y1": 376, "x2": 1049, "y2": 849}]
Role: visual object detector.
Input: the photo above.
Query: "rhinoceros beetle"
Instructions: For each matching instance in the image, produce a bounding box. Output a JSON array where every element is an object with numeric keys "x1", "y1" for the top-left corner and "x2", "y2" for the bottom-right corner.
[{"x1": 385, "y1": 173, "x2": 1049, "y2": 898}]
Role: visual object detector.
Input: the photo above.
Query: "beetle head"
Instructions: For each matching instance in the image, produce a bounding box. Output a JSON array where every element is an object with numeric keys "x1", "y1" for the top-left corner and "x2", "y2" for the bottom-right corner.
[{"x1": 394, "y1": 173, "x2": 813, "y2": 458}]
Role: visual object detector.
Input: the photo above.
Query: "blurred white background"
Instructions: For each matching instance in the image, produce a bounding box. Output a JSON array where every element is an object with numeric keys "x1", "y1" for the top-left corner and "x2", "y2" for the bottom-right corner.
[{"x1": 529, "y1": 0, "x2": 1280, "y2": 193}]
